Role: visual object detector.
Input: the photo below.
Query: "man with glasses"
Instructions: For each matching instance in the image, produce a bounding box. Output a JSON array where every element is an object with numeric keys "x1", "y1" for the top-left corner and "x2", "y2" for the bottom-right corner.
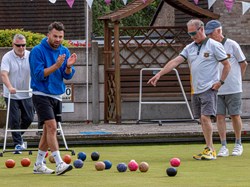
[
  {"x1": 148, "y1": 19, "x2": 231, "y2": 160},
  {"x1": 205, "y1": 20, "x2": 248, "y2": 157},
  {"x1": 1, "y1": 34, "x2": 34, "y2": 154}
]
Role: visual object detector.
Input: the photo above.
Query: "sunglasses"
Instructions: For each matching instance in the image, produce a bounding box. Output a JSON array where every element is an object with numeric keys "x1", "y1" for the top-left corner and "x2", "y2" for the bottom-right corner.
[
  {"x1": 14, "y1": 43, "x2": 26, "y2": 47},
  {"x1": 188, "y1": 27, "x2": 201, "y2": 37}
]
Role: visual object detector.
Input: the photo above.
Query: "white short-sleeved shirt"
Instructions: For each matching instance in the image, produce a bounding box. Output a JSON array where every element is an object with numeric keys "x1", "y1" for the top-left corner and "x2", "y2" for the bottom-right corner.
[
  {"x1": 1, "y1": 50, "x2": 31, "y2": 99},
  {"x1": 180, "y1": 38, "x2": 228, "y2": 94},
  {"x1": 218, "y1": 38, "x2": 246, "y2": 95}
]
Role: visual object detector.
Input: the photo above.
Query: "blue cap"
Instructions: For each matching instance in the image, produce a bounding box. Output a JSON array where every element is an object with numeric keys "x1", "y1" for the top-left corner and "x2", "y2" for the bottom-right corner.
[{"x1": 205, "y1": 20, "x2": 222, "y2": 35}]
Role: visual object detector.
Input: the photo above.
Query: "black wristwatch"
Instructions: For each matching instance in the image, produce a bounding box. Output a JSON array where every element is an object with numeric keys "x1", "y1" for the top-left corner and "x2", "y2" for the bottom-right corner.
[{"x1": 219, "y1": 80, "x2": 224, "y2": 85}]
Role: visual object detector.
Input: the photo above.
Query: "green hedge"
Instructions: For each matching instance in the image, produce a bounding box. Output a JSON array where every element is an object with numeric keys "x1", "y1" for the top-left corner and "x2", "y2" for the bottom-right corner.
[{"x1": 0, "y1": 29, "x2": 71, "y2": 47}]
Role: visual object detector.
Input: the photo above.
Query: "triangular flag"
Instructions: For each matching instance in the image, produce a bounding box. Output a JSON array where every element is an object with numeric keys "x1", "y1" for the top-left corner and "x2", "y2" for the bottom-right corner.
[
  {"x1": 49, "y1": 0, "x2": 56, "y2": 3},
  {"x1": 66, "y1": 0, "x2": 75, "y2": 8},
  {"x1": 105, "y1": 0, "x2": 111, "y2": 5},
  {"x1": 208, "y1": 0, "x2": 217, "y2": 9},
  {"x1": 224, "y1": 0, "x2": 235, "y2": 12},
  {"x1": 86, "y1": 0, "x2": 93, "y2": 8},
  {"x1": 242, "y1": 2, "x2": 250, "y2": 15},
  {"x1": 122, "y1": 0, "x2": 128, "y2": 5},
  {"x1": 194, "y1": 0, "x2": 199, "y2": 5}
]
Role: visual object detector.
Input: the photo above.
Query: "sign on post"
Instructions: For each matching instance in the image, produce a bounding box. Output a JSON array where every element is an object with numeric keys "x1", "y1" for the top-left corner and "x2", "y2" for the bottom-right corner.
[
  {"x1": 62, "y1": 85, "x2": 73, "y2": 101},
  {"x1": 62, "y1": 85, "x2": 74, "y2": 113}
]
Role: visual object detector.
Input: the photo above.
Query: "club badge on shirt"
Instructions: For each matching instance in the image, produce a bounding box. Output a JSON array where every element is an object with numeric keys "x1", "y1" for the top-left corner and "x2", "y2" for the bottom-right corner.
[{"x1": 204, "y1": 53, "x2": 209, "y2": 58}]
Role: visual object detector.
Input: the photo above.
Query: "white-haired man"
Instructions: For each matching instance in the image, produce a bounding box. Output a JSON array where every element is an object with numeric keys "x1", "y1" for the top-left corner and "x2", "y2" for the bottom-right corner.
[
  {"x1": 1, "y1": 34, "x2": 34, "y2": 154},
  {"x1": 205, "y1": 20, "x2": 248, "y2": 157}
]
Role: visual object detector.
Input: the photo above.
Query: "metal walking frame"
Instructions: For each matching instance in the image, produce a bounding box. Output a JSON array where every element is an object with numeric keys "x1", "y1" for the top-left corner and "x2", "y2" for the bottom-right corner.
[
  {"x1": 0, "y1": 90, "x2": 75, "y2": 156},
  {"x1": 137, "y1": 68, "x2": 198, "y2": 126}
]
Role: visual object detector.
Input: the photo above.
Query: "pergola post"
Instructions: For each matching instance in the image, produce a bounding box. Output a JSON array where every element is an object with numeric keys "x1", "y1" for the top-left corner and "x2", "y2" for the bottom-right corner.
[
  {"x1": 103, "y1": 20, "x2": 110, "y2": 123},
  {"x1": 114, "y1": 21, "x2": 121, "y2": 124},
  {"x1": 99, "y1": 0, "x2": 219, "y2": 124}
]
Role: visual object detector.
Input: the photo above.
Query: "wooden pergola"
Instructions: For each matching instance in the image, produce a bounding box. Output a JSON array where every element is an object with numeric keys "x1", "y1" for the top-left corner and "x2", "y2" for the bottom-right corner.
[{"x1": 98, "y1": 0, "x2": 220, "y2": 124}]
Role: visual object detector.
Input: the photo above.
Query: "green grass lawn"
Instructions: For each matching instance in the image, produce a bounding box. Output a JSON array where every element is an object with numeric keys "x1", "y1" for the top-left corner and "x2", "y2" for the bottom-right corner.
[{"x1": 0, "y1": 143, "x2": 249, "y2": 187}]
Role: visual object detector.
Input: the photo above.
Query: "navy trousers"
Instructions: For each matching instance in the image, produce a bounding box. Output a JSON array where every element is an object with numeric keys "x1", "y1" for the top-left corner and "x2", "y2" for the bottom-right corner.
[{"x1": 5, "y1": 98, "x2": 34, "y2": 146}]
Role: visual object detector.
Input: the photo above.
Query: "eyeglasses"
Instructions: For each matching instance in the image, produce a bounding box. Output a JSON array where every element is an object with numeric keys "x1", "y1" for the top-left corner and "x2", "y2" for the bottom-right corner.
[
  {"x1": 14, "y1": 43, "x2": 26, "y2": 47},
  {"x1": 188, "y1": 27, "x2": 201, "y2": 37}
]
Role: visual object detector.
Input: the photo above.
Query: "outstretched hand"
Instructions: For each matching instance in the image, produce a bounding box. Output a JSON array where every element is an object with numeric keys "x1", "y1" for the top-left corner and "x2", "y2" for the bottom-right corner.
[
  {"x1": 67, "y1": 53, "x2": 77, "y2": 67},
  {"x1": 147, "y1": 74, "x2": 160, "y2": 87}
]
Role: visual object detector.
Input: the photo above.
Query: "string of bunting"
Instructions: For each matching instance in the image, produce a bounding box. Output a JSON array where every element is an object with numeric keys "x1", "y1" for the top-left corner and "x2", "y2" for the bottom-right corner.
[
  {"x1": 48, "y1": 0, "x2": 250, "y2": 15},
  {"x1": 48, "y1": 0, "x2": 128, "y2": 8},
  {"x1": 194, "y1": 0, "x2": 250, "y2": 14}
]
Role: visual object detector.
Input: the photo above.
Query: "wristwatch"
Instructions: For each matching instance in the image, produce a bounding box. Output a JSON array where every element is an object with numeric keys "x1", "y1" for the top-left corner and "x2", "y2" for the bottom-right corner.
[{"x1": 219, "y1": 80, "x2": 224, "y2": 85}]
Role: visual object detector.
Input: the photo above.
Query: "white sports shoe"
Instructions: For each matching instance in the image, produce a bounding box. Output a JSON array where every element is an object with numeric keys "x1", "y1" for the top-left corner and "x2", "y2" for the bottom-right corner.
[
  {"x1": 33, "y1": 163, "x2": 55, "y2": 174},
  {"x1": 232, "y1": 144, "x2": 243, "y2": 156},
  {"x1": 217, "y1": 146, "x2": 229, "y2": 157},
  {"x1": 15, "y1": 144, "x2": 26, "y2": 150},
  {"x1": 22, "y1": 142, "x2": 27, "y2": 149},
  {"x1": 13, "y1": 143, "x2": 27, "y2": 154},
  {"x1": 56, "y1": 162, "x2": 73, "y2": 175}
]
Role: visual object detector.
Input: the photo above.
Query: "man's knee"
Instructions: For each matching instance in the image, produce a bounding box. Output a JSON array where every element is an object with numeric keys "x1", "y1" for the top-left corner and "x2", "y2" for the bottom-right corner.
[
  {"x1": 44, "y1": 120, "x2": 57, "y2": 132},
  {"x1": 200, "y1": 115, "x2": 212, "y2": 124}
]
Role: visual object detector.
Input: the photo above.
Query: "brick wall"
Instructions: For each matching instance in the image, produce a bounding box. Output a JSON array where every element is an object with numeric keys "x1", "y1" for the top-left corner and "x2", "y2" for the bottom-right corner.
[
  {"x1": 153, "y1": 3, "x2": 175, "y2": 26},
  {"x1": 0, "y1": 0, "x2": 86, "y2": 40},
  {"x1": 153, "y1": 1, "x2": 250, "y2": 45},
  {"x1": 213, "y1": 1, "x2": 250, "y2": 45}
]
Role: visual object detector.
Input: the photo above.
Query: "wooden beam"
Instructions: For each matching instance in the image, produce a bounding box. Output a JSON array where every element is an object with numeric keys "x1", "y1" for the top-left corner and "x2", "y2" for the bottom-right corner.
[
  {"x1": 99, "y1": 0, "x2": 219, "y2": 23},
  {"x1": 178, "y1": 0, "x2": 220, "y2": 19},
  {"x1": 98, "y1": 0, "x2": 154, "y2": 22},
  {"x1": 165, "y1": 0, "x2": 219, "y2": 19}
]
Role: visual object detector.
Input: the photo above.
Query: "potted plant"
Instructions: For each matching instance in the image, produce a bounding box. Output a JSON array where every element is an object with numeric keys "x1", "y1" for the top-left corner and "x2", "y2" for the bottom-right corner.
[{"x1": 0, "y1": 93, "x2": 7, "y2": 128}]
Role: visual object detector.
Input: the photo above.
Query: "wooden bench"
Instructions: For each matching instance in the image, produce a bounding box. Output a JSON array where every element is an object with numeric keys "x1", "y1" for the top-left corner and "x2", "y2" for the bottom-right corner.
[{"x1": 120, "y1": 67, "x2": 191, "y2": 102}]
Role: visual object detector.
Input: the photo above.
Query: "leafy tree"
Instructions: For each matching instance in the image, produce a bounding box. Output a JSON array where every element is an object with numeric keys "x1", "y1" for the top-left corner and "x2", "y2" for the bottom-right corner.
[{"x1": 92, "y1": 0, "x2": 160, "y2": 36}]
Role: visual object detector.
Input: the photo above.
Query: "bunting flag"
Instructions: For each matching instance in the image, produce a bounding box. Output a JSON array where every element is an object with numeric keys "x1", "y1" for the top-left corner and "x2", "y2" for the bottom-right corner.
[
  {"x1": 105, "y1": 0, "x2": 111, "y2": 5},
  {"x1": 86, "y1": 0, "x2": 93, "y2": 8},
  {"x1": 122, "y1": 0, "x2": 128, "y2": 5},
  {"x1": 242, "y1": 2, "x2": 250, "y2": 15},
  {"x1": 66, "y1": 0, "x2": 75, "y2": 8},
  {"x1": 207, "y1": 0, "x2": 217, "y2": 9},
  {"x1": 47, "y1": 0, "x2": 250, "y2": 16},
  {"x1": 224, "y1": 0, "x2": 235, "y2": 12},
  {"x1": 193, "y1": 0, "x2": 199, "y2": 5},
  {"x1": 49, "y1": 0, "x2": 56, "y2": 3}
]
